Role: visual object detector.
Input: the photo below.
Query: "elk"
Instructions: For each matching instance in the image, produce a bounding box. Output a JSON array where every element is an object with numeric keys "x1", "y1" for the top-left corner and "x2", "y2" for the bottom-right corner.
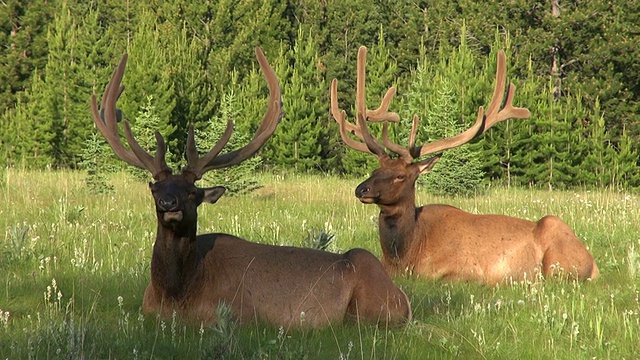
[
  {"x1": 330, "y1": 46, "x2": 598, "y2": 285},
  {"x1": 91, "y1": 48, "x2": 411, "y2": 328}
]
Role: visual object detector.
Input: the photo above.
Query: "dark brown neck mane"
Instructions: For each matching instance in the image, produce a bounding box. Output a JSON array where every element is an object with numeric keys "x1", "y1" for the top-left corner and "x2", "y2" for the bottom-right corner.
[
  {"x1": 150, "y1": 221, "x2": 201, "y2": 301},
  {"x1": 377, "y1": 193, "x2": 420, "y2": 266}
]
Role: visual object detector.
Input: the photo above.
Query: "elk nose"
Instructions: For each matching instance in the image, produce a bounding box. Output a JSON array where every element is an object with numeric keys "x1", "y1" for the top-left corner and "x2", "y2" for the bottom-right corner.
[
  {"x1": 355, "y1": 184, "x2": 370, "y2": 198},
  {"x1": 158, "y1": 196, "x2": 178, "y2": 211}
]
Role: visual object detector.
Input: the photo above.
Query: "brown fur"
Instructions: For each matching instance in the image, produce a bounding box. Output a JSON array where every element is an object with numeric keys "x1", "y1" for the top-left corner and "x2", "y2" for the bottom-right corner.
[{"x1": 141, "y1": 232, "x2": 411, "y2": 328}]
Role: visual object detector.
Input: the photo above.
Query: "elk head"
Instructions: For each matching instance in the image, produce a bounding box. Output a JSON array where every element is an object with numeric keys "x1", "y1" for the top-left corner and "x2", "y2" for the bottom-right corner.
[
  {"x1": 331, "y1": 46, "x2": 530, "y2": 208},
  {"x1": 91, "y1": 48, "x2": 282, "y2": 232}
]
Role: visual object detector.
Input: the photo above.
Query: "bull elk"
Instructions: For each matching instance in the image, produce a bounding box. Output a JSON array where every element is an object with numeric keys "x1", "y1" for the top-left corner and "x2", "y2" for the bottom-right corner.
[
  {"x1": 91, "y1": 48, "x2": 411, "y2": 328},
  {"x1": 330, "y1": 46, "x2": 598, "y2": 285}
]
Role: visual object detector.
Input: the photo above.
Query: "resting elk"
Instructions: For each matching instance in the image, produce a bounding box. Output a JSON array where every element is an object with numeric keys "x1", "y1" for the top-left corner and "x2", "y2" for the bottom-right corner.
[
  {"x1": 330, "y1": 46, "x2": 598, "y2": 285},
  {"x1": 90, "y1": 48, "x2": 411, "y2": 328}
]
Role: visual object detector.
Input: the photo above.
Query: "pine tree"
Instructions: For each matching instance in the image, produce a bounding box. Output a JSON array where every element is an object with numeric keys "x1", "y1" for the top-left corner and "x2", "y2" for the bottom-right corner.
[
  {"x1": 203, "y1": 0, "x2": 288, "y2": 100},
  {"x1": 470, "y1": 31, "x2": 530, "y2": 186},
  {"x1": 41, "y1": 1, "x2": 99, "y2": 167},
  {"x1": 612, "y1": 127, "x2": 640, "y2": 188},
  {"x1": 0, "y1": 104, "x2": 30, "y2": 167},
  {"x1": 78, "y1": 132, "x2": 115, "y2": 194},
  {"x1": 566, "y1": 96, "x2": 611, "y2": 188},
  {"x1": 263, "y1": 28, "x2": 328, "y2": 172},
  {"x1": 164, "y1": 21, "x2": 213, "y2": 163},
  {"x1": 399, "y1": 34, "x2": 484, "y2": 196},
  {"x1": 579, "y1": 115, "x2": 610, "y2": 187},
  {"x1": 414, "y1": 78, "x2": 484, "y2": 196},
  {"x1": 0, "y1": 0, "x2": 53, "y2": 119},
  {"x1": 15, "y1": 70, "x2": 56, "y2": 168},
  {"x1": 4, "y1": 1, "x2": 108, "y2": 169},
  {"x1": 120, "y1": 9, "x2": 176, "y2": 163},
  {"x1": 508, "y1": 79, "x2": 587, "y2": 190}
]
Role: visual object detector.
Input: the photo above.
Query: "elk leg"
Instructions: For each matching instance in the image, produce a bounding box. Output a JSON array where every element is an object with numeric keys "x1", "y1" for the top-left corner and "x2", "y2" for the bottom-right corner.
[
  {"x1": 344, "y1": 249, "x2": 411, "y2": 326},
  {"x1": 537, "y1": 216, "x2": 599, "y2": 280}
]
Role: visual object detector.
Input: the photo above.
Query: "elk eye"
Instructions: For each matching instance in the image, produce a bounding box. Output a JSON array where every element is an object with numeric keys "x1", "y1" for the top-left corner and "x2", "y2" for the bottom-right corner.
[
  {"x1": 395, "y1": 174, "x2": 406, "y2": 181},
  {"x1": 187, "y1": 191, "x2": 197, "y2": 201}
]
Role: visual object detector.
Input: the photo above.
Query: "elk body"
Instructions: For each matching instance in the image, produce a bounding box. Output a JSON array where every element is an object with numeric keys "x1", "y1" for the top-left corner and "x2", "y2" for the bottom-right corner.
[
  {"x1": 331, "y1": 47, "x2": 598, "y2": 286},
  {"x1": 91, "y1": 49, "x2": 411, "y2": 328}
]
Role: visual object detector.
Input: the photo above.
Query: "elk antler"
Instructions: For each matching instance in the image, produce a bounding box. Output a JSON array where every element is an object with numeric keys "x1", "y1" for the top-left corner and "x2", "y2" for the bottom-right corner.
[
  {"x1": 331, "y1": 48, "x2": 530, "y2": 163},
  {"x1": 406, "y1": 51, "x2": 530, "y2": 159},
  {"x1": 91, "y1": 48, "x2": 283, "y2": 181},
  {"x1": 183, "y1": 47, "x2": 283, "y2": 180},
  {"x1": 330, "y1": 46, "x2": 400, "y2": 158},
  {"x1": 91, "y1": 54, "x2": 171, "y2": 180}
]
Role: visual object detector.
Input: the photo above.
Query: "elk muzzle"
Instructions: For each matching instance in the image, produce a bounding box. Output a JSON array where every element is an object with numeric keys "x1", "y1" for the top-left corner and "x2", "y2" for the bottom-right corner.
[
  {"x1": 355, "y1": 182, "x2": 377, "y2": 204},
  {"x1": 157, "y1": 196, "x2": 184, "y2": 222}
]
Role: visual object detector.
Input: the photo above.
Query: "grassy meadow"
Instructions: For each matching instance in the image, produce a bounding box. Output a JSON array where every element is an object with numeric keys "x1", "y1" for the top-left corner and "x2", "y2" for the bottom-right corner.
[{"x1": 0, "y1": 168, "x2": 639, "y2": 359}]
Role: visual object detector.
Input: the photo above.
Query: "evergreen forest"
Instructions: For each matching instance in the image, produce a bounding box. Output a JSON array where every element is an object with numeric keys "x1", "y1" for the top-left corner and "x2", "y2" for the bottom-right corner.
[{"x1": 2, "y1": 0, "x2": 639, "y2": 190}]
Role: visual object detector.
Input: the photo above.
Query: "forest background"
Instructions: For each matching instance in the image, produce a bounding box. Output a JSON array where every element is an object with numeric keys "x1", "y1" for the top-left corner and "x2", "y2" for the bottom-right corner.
[{"x1": 1, "y1": 0, "x2": 639, "y2": 192}]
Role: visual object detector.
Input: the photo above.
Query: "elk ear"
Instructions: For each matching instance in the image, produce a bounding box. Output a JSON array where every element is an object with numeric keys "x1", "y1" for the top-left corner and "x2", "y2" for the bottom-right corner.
[
  {"x1": 202, "y1": 186, "x2": 226, "y2": 204},
  {"x1": 417, "y1": 155, "x2": 441, "y2": 174}
]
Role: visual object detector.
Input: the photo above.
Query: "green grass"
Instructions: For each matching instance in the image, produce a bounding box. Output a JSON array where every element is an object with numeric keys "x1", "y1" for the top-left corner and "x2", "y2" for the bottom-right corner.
[{"x1": 1, "y1": 169, "x2": 639, "y2": 359}]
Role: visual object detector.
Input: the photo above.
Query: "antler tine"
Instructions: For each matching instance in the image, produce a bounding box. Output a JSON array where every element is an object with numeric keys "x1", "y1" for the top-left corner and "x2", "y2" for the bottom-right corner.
[
  {"x1": 379, "y1": 114, "x2": 428, "y2": 162},
  {"x1": 408, "y1": 114, "x2": 419, "y2": 150},
  {"x1": 484, "y1": 83, "x2": 531, "y2": 129},
  {"x1": 123, "y1": 125, "x2": 171, "y2": 179},
  {"x1": 381, "y1": 122, "x2": 413, "y2": 162},
  {"x1": 184, "y1": 121, "x2": 233, "y2": 179},
  {"x1": 355, "y1": 47, "x2": 400, "y2": 123},
  {"x1": 330, "y1": 83, "x2": 372, "y2": 154},
  {"x1": 355, "y1": 109, "x2": 387, "y2": 157},
  {"x1": 412, "y1": 50, "x2": 529, "y2": 158},
  {"x1": 330, "y1": 62, "x2": 382, "y2": 156},
  {"x1": 412, "y1": 110, "x2": 486, "y2": 158},
  {"x1": 330, "y1": 46, "x2": 402, "y2": 158},
  {"x1": 480, "y1": 51, "x2": 530, "y2": 131},
  {"x1": 355, "y1": 47, "x2": 409, "y2": 160},
  {"x1": 354, "y1": 46, "x2": 389, "y2": 156},
  {"x1": 91, "y1": 54, "x2": 139, "y2": 167},
  {"x1": 330, "y1": 79, "x2": 364, "y2": 139},
  {"x1": 366, "y1": 87, "x2": 401, "y2": 123},
  {"x1": 183, "y1": 47, "x2": 283, "y2": 180},
  {"x1": 91, "y1": 53, "x2": 171, "y2": 180}
]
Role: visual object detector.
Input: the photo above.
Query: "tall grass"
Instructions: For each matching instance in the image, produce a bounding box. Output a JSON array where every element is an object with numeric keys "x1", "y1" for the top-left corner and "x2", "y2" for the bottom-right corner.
[{"x1": 1, "y1": 169, "x2": 638, "y2": 359}]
